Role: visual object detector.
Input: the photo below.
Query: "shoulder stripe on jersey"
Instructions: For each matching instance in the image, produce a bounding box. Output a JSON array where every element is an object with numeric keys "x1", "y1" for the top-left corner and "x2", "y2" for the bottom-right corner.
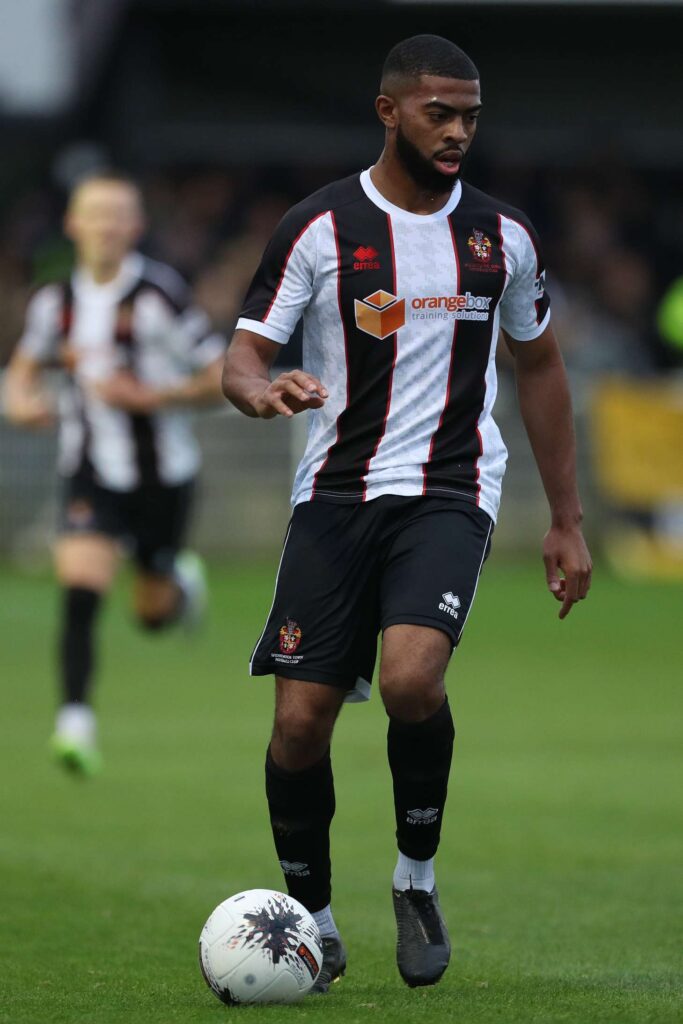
[
  {"x1": 496, "y1": 213, "x2": 508, "y2": 282},
  {"x1": 263, "y1": 211, "x2": 327, "y2": 324},
  {"x1": 139, "y1": 259, "x2": 189, "y2": 314}
]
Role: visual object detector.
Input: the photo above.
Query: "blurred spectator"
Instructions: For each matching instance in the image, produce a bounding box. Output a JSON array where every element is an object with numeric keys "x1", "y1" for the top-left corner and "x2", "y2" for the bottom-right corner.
[{"x1": 1, "y1": 154, "x2": 683, "y2": 374}]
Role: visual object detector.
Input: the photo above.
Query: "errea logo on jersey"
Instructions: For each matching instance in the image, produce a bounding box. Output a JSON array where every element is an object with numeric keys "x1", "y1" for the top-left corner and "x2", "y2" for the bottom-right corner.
[
  {"x1": 355, "y1": 290, "x2": 406, "y2": 339},
  {"x1": 353, "y1": 245, "x2": 381, "y2": 270}
]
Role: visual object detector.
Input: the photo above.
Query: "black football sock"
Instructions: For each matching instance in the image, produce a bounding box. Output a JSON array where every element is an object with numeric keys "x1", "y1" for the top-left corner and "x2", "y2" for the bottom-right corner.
[
  {"x1": 265, "y1": 746, "x2": 335, "y2": 914},
  {"x1": 387, "y1": 697, "x2": 455, "y2": 863},
  {"x1": 59, "y1": 587, "x2": 101, "y2": 705}
]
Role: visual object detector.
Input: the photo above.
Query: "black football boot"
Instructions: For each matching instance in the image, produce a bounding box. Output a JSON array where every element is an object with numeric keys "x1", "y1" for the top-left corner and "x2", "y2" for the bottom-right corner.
[
  {"x1": 310, "y1": 935, "x2": 347, "y2": 994},
  {"x1": 392, "y1": 886, "x2": 451, "y2": 987}
]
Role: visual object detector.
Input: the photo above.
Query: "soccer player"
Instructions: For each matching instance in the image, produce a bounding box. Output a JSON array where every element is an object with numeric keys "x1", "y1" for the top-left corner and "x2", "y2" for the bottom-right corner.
[
  {"x1": 222, "y1": 35, "x2": 592, "y2": 991},
  {"x1": 4, "y1": 173, "x2": 225, "y2": 776}
]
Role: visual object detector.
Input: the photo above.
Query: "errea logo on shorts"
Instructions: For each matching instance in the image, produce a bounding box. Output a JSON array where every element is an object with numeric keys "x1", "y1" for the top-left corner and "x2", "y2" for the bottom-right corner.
[{"x1": 439, "y1": 592, "x2": 461, "y2": 618}]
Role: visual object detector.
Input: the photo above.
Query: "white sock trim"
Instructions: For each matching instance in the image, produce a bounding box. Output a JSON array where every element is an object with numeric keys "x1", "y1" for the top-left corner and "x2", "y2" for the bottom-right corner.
[
  {"x1": 393, "y1": 853, "x2": 435, "y2": 892},
  {"x1": 311, "y1": 904, "x2": 339, "y2": 939}
]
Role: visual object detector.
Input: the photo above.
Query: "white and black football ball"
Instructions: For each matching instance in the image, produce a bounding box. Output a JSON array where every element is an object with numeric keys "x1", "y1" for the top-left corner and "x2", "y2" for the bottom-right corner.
[{"x1": 199, "y1": 889, "x2": 322, "y2": 1004}]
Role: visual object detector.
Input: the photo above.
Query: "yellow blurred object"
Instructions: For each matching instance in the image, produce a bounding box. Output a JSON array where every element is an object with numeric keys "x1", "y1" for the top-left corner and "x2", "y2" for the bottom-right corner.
[
  {"x1": 591, "y1": 378, "x2": 683, "y2": 508},
  {"x1": 603, "y1": 527, "x2": 683, "y2": 582},
  {"x1": 591, "y1": 377, "x2": 683, "y2": 581}
]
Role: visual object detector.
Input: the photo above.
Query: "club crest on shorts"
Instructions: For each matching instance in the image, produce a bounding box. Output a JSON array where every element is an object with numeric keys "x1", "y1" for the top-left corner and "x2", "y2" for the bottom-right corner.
[
  {"x1": 467, "y1": 228, "x2": 493, "y2": 263},
  {"x1": 279, "y1": 619, "x2": 302, "y2": 654}
]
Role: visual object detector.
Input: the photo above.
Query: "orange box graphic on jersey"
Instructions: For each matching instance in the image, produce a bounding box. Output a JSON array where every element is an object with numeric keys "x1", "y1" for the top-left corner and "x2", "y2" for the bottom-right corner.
[{"x1": 354, "y1": 290, "x2": 406, "y2": 339}]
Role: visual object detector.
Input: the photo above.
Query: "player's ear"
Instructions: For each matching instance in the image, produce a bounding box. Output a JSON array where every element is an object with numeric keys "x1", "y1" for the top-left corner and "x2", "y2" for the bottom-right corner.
[{"x1": 375, "y1": 94, "x2": 398, "y2": 129}]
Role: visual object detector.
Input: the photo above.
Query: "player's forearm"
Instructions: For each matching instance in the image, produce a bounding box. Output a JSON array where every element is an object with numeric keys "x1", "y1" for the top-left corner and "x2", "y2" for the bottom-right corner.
[
  {"x1": 515, "y1": 356, "x2": 583, "y2": 526},
  {"x1": 157, "y1": 361, "x2": 224, "y2": 409},
  {"x1": 222, "y1": 345, "x2": 272, "y2": 417},
  {"x1": 2, "y1": 359, "x2": 52, "y2": 427}
]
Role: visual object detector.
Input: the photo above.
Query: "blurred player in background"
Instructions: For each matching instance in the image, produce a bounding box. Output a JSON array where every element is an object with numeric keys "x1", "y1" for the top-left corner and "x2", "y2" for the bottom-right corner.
[
  {"x1": 223, "y1": 34, "x2": 592, "y2": 992},
  {"x1": 4, "y1": 173, "x2": 225, "y2": 776}
]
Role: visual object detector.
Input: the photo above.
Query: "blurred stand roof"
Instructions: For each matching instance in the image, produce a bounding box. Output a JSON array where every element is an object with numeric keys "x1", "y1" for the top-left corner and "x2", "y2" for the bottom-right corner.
[{"x1": 1, "y1": 0, "x2": 683, "y2": 181}]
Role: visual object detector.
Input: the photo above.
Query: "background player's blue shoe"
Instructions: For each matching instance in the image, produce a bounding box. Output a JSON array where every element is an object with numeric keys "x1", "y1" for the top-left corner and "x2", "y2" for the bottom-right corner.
[
  {"x1": 174, "y1": 551, "x2": 208, "y2": 630},
  {"x1": 50, "y1": 703, "x2": 102, "y2": 778}
]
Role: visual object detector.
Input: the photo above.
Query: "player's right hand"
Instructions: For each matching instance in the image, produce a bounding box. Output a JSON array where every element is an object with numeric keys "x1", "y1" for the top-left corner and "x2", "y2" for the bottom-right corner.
[
  {"x1": 6, "y1": 393, "x2": 55, "y2": 430},
  {"x1": 253, "y1": 370, "x2": 328, "y2": 419}
]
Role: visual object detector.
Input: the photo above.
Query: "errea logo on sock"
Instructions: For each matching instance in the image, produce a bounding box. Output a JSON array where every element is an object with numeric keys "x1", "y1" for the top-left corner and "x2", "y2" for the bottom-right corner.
[
  {"x1": 439, "y1": 592, "x2": 461, "y2": 618},
  {"x1": 407, "y1": 808, "x2": 439, "y2": 825},
  {"x1": 279, "y1": 860, "x2": 311, "y2": 877}
]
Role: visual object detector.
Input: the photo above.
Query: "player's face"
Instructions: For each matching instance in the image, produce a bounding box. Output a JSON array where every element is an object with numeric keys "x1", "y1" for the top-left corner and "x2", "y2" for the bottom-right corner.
[
  {"x1": 382, "y1": 75, "x2": 481, "y2": 192},
  {"x1": 65, "y1": 181, "x2": 145, "y2": 268}
]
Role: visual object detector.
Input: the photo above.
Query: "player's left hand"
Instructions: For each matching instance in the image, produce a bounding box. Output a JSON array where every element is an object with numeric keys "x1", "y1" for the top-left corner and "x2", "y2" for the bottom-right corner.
[
  {"x1": 93, "y1": 372, "x2": 163, "y2": 413},
  {"x1": 542, "y1": 523, "x2": 592, "y2": 620}
]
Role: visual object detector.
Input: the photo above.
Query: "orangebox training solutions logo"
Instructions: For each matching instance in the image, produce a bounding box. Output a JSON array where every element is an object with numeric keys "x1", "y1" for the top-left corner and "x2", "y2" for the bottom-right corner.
[
  {"x1": 355, "y1": 289, "x2": 494, "y2": 339},
  {"x1": 354, "y1": 290, "x2": 406, "y2": 339}
]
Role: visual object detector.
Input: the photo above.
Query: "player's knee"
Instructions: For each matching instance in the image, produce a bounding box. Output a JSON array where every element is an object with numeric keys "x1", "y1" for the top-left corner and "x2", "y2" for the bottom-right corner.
[
  {"x1": 135, "y1": 611, "x2": 175, "y2": 632},
  {"x1": 273, "y1": 706, "x2": 333, "y2": 765},
  {"x1": 379, "y1": 670, "x2": 446, "y2": 722}
]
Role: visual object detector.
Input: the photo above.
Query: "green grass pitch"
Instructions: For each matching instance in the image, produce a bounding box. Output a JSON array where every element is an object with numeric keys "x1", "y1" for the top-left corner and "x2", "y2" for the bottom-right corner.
[{"x1": 1, "y1": 557, "x2": 681, "y2": 1024}]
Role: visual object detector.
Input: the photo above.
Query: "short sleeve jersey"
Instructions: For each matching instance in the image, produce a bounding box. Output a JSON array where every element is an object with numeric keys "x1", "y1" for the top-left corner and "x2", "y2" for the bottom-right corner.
[
  {"x1": 17, "y1": 253, "x2": 225, "y2": 491},
  {"x1": 237, "y1": 169, "x2": 550, "y2": 523}
]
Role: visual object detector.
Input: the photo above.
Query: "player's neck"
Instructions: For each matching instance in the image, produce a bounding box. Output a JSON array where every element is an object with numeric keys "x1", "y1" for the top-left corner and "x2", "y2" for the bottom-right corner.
[
  {"x1": 79, "y1": 256, "x2": 126, "y2": 285},
  {"x1": 370, "y1": 152, "x2": 454, "y2": 216}
]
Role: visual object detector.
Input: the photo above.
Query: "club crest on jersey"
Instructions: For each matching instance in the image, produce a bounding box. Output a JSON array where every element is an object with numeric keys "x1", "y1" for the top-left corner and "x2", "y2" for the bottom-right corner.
[
  {"x1": 354, "y1": 290, "x2": 406, "y2": 339},
  {"x1": 279, "y1": 619, "x2": 302, "y2": 654},
  {"x1": 353, "y1": 245, "x2": 381, "y2": 271},
  {"x1": 468, "y1": 228, "x2": 493, "y2": 263}
]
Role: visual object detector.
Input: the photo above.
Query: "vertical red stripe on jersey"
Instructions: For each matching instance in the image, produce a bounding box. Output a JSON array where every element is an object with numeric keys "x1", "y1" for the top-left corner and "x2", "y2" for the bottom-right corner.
[
  {"x1": 311, "y1": 211, "x2": 348, "y2": 498},
  {"x1": 361, "y1": 212, "x2": 398, "y2": 499},
  {"x1": 497, "y1": 213, "x2": 508, "y2": 281},
  {"x1": 422, "y1": 217, "x2": 461, "y2": 494},
  {"x1": 263, "y1": 211, "x2": 326, "y2": 324}
]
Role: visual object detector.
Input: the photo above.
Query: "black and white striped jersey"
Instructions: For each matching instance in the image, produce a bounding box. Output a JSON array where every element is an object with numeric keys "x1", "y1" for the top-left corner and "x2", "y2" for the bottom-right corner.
[
  {"x1": 17, "y1": 253, "x2": 225, "y2": 491},
  {"x1": 237, "y1": 169, "x2": 550, "y2": 523}
]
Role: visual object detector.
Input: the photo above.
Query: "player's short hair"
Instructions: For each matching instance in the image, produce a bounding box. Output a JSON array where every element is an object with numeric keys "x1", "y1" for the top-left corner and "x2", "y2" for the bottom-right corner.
[
  {"x1": 381, "y1": 34, "x2": 479, "y2": 91},
  {"x1": 68, "y1": 170, "x2": 143, "y2": 209}
]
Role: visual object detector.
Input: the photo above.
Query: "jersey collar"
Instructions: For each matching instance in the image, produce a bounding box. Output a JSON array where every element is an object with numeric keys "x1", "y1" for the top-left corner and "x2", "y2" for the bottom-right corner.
[
  {"x1": 360, "y1": 168, "x2": 462, "y2": 223},
  {"x1": 72, "y1": 252, "x2": 144, "y2": 300}
]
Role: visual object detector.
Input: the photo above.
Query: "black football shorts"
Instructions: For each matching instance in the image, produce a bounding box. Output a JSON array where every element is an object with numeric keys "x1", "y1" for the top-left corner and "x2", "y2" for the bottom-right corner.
[
  {"x1": 250, "y1": 495, "x2": 493, "y2": 700},
  {"x1": 59, "y1": 470, "x2": 195, "y2": 575}
]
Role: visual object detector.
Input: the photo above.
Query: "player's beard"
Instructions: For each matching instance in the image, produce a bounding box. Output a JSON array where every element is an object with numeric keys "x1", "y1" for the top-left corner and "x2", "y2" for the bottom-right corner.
[{"x1": 395, "y1": 126, "x2": 459, "y2": 196}]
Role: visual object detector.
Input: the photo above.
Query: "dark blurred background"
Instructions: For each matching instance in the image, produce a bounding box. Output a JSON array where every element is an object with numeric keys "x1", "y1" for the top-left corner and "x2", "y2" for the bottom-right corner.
[{"x1": 1, "y1": 0, "x2": 683, "y2": 570}]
